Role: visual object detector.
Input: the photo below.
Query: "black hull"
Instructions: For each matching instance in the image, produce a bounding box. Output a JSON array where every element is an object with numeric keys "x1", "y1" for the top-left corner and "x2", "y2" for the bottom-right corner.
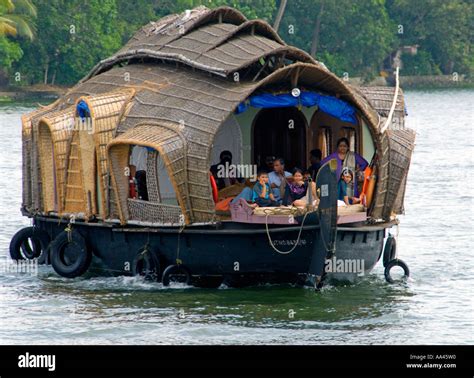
[{"x1": 33, "y1": 216, "x2": 389, "y2": 286}]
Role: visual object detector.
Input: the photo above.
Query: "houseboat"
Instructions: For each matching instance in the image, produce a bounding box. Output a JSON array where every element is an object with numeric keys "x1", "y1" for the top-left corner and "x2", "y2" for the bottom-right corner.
[{"x1": 11, "y1": 6, "x2": 415, "y2": 288}]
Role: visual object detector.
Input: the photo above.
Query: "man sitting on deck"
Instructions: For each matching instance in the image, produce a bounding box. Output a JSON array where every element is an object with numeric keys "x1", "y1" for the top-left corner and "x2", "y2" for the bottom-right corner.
[{"x1": 268, "y1": 158, "x2": 292, "y2": 204}]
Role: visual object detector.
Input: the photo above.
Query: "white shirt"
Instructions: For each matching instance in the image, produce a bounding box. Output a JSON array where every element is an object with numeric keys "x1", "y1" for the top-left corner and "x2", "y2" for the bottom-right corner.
[
  {"x1": 268, "y1": 170, "x2": 291, "y2": 200},
  {"x1": 130, "y1": 146, "x2": 148, "y2": 172},
  {"x1": 268, "y1": 170, "x2": 292, "y2": 187}
]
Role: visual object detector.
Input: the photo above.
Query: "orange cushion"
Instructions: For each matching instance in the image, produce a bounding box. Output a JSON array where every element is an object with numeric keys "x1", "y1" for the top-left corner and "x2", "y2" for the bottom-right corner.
[{"x1": 215, "y1": 197, "x2": 235, "y2": 212}]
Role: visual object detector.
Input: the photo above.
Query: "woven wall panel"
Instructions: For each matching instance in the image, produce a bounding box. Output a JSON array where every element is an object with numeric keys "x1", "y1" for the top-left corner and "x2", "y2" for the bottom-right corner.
[
  {"x1": 38, "y1": 107, "x2": 75, "y2": 213},
  {"x1": 64, "y1": 131, "x2": 86, "y2": 214},
  {"x1": 22, "y1": 102, "x2": 61, "y2": 212},
  {"x1": 107, "y1": 124, "x2": 191, "y2": 224},
  {"x1": 77, "y1": 90, "x2": 135, "y2": 217}
]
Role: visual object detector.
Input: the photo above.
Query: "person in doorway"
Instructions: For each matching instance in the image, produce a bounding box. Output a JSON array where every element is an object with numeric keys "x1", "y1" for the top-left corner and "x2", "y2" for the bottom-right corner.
[
  {"x1": 321, "y1": 137, "x2": 368, "y2": 197},
  {"x1": 338, "y1": 167, "x2": 361, "y2": 206},
  {"x1": 130, "y1": 145, "x2": 149, "y2": 201},
  {"x1": 268, "y1": 157, "x2": 291, "y2": 203},
  {"x1": 307, "y1": 149, "x2": 322, "y2": 181},
  {"x1": 210, "y1": 150, "x2": 239, "y2": 190},
  {"x1": 252, "y1": 171, "x2": 279, "y2": 207},
  {"x1": 258, "y1": 155, "x2": 276, "y2": 173}
]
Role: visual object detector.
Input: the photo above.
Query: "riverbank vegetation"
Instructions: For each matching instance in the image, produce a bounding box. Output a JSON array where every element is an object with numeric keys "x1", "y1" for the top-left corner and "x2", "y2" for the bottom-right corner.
[{"x1": 0, "y1": 0, "x2": 472, "y2": 86}]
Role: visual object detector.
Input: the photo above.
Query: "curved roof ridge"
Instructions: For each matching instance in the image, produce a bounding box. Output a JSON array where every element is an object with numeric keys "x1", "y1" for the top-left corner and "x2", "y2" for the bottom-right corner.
[
  {"x1": 80, "y1": 6, "x2": 322, "y2": 86},
  {"x1": 142, "y1": 6, "x2": 247, "y2": 38},
  {"x1": 81, "y1": 6, "x2": 249, "y2": 83},
  {"x1": 203, "y1": 19, "x2": 286, "y2": 50}
]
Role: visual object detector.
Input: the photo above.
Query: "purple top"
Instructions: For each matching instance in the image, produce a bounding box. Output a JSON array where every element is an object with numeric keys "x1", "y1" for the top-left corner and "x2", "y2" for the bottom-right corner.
[
  {"x1": 283, "y1": 182, "x2": 308, "y2": 205},
  {"x1": 321, "y1": 152, "x2": 368, "y2": 197}
]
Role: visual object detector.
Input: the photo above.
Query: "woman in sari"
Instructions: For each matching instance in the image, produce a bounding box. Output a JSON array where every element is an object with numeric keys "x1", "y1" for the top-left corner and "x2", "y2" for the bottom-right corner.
[{"x1": 320, "y1": 137, "x2": 368, "y2": 197}]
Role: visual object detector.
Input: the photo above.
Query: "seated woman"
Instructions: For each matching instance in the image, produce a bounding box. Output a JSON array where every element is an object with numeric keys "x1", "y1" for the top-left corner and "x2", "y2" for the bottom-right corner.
[
  {"x1": 338, "y1": 167, "x2": 361, "y2": 206},
  {"x1": 321, "y1": 137, "x2": 368, "y2": 197},
  {"x1": 283, "y1": 168, "x2": 308, "y2": 206},
  {"x1": 252, "y1": 171, "x2": 279, "y2": 207},
  {"x1": 284, "y1": 168, "x2": 318, "y2": 208}
]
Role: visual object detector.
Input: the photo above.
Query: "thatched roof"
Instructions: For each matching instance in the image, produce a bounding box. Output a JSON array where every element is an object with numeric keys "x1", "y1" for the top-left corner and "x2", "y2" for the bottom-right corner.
[
  {"x1": 83, "y1": 6, "x2": 317, "y2": 81},
  {"x1": 357, "y1": 86, "x2": 406, "y2": 130}
]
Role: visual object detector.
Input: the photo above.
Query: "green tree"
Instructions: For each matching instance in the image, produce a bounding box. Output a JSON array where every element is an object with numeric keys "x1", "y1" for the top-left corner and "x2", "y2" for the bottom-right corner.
[
  {"x1": 0, "y1": 0, "x2": 36, "y2": 84},
  {"x1": 387, "y1": 0, "x2": 473, "y2": 75},
  {"x1": 0, "y1": 0, "x2": 36, "y2": 39},
  {"x1": 14, "y1": 0, "x2": 124, "y2": 85},
  {"x1": 5, "y1": 0, "x2": 473, "y2": 86},
  {"x1": 156, "y1": 0, "x2": 276, "y2": 21},
  {"x1": 279, "y1": 0, "x2": 397, "y2": 79}
]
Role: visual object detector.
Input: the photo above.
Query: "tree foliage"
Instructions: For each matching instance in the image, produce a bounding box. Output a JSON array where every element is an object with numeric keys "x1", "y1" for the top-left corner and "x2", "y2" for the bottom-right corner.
[{"x1": 0, "y1": 0, "x2": 471, "y2": 86}]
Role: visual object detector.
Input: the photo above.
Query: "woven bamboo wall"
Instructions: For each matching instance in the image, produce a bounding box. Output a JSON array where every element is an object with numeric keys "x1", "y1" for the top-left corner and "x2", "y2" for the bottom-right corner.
[
  {"x1": 106, "y1": 143, "x2": 130, "y2": 221},
  {"x1": 63, "y1": 131, "x2": 86, "y2": 214},
  {"x1": 21, "y1": 101, "x2": 60, "y2": 212},
  {"x1": 21, "y1": 115, "x2": 33, "y2": 211},
  {"x1": 371, "y1": 128, "x2": 416, "y2": 220},
  {"x1": 37, "y1": 107, "x2": 75, "y2": 213},
  {"x1": 78, "y1": 130, "x2": 97, "y2": 216},
  {"x1": 107, "y1": 123, "x2": 189, "y2": 224},
  {"x1": 76, "y1": 90, "x2": 135, "y2": 217},
  {"x1": 146, "y1": 150, "x2": 160, "y2": 202},
  {"x1": 383, "y1": 129, "x2": 416, "y2": 219},
  {"x1": 358, "y1": 86, "x2": 406, "y2": 131}
]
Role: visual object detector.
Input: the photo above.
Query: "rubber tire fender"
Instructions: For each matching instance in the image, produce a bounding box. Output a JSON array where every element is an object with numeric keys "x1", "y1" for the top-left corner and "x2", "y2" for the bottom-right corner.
[
  {"x1": 383, "y1": 235, "x2": 397, "y2": 267},
  {"x1": 132, "y1": 250, "x2": 161, "y2": 281},
  {"x1": 9, "y1": 226, "x2": 50, "y2": 260},
  {"x1": 50, "y1": 230, "x2": 92, "y2": 278},
  {"x1": 384, "y1": 259, "x2": 410, "y2": 284},
  {"x1": 162, "y1": 264, "x2": 191, "y2": 286}
]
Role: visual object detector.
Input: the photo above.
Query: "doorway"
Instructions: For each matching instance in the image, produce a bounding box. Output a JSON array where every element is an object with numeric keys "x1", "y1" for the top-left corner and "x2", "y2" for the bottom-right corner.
[{"x1": 252, "y1": 107, "x2": 307, "y2": 170}]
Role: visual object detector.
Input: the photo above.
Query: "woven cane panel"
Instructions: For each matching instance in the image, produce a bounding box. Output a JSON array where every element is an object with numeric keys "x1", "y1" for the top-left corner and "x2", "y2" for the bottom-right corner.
[
  {"x1": 146, "y1": 150, "x2": 160, "y2": 202},
  {"x1": 37, "y1": 122, "x2": 56, "y2": 212},
  {"x1": 64, "y1": 132, "x2": 86, "y2": 213},
  {"x1": 108, "y1": 124, "x2": 191, "y2": 223},
  {"x1": 107, "y1": 144, "x2": 130, "y2": 221},
  {"x1": 127, "y1": 199, "x2": 182, "y2": 224},
  {"x1": 79, "y1": 90, "x2": 134, "y2": 216},
  {"x1": 22, "y1": 137, "x2": 32, "y2": 209},
  {"x1": 22, "y1": 103, "x2": 61, "y2": 211},
  {"x1": 77, "y1": 130, "x2": 97, "y2": 216},
  {"x1": 382, "y1": 129, "x2": 415, "y2": 219},
  {"x1": 39, "y1": 107, "x2": 75, "y2": 212},
  {"x1": 358, "y1": 86, "x2": 406, "y2": 131},
  {"x1": 21, "y1": 116, "x2": 33, "y2": 209}
]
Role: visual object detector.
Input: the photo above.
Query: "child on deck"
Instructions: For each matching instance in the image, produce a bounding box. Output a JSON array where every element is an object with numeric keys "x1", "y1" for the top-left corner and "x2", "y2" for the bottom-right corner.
[
  {"x1": 338, "y1": 167, "x2": 361, "y2": 206},
  {"x1": 253, "y1": 171, "x2": 279, "y2": 207}
]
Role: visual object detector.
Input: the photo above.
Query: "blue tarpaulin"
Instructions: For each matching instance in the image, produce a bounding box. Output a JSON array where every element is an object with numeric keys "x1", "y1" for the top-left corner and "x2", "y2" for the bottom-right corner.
[
  {"x1": 235, "y1": 91, "x2": 357, "y2": 124},
  {"x1": 76, "y1": 100, "x2": 91, "y2": 120}
]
